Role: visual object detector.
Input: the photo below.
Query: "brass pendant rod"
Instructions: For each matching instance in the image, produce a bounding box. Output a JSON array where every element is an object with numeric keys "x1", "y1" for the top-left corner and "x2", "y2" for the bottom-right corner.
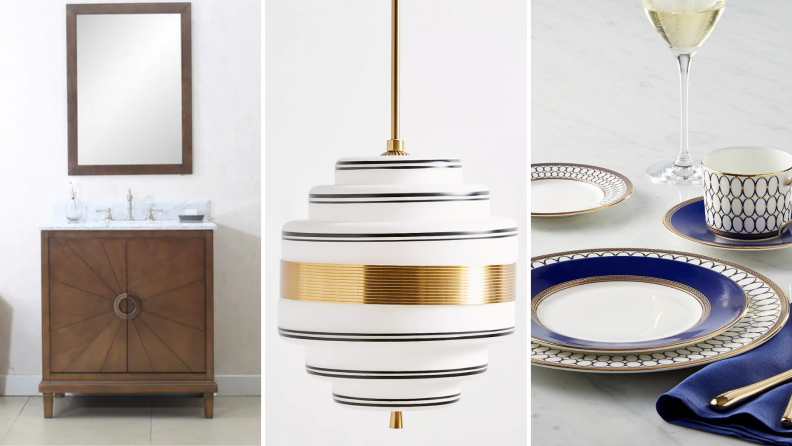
[
  {"x1": 383, "y1": 0, "x2": 408, "y2": 156},
  {"x1": 391, "y1": 0, "x2": 399, "y2": 140}
]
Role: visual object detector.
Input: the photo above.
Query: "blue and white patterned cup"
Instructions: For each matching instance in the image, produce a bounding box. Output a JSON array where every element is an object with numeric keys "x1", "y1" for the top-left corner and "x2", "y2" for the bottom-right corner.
[{"x1": 701, "y1": 147, "x2": 792, "y2": 240}]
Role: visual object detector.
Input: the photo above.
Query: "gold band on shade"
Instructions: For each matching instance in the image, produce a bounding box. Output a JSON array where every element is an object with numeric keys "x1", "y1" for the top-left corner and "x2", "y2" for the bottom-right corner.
[{"x1": 281, "y1": 261, "x2": 515, "y2": 305}]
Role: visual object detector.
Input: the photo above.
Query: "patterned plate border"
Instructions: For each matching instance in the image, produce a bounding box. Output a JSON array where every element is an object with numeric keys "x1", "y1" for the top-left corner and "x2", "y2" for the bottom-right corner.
[
  {"x1": 664, "y1": 197, "x2": 792, "y2": 251},
  {"x1": 530, "y1": 248, "x2": 789, "y2": 372},
  {"x1": 531, "y1": 163, "x2": 634, "y2": 216}
]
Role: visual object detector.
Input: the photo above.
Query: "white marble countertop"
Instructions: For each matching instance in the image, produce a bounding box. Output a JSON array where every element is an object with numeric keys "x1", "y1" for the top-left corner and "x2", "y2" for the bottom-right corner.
[
  {"x1": 40, "y1": 221, "x2": 217, "y2": 231},
  {"x1": 44, "y1": 199, "x2": 215, "y2": 230},
  {"x1": 532, "y1": 1, "x2": 792, "y2": 444}
]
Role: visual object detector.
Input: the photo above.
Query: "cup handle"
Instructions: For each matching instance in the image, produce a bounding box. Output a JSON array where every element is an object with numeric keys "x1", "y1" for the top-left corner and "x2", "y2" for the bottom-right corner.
[
  {"x1": 781, "y1": 219, "x2": 792, "y2": 236},
  {"x1": 781, "y1": 169, "x2": 792, "y2": 235}
]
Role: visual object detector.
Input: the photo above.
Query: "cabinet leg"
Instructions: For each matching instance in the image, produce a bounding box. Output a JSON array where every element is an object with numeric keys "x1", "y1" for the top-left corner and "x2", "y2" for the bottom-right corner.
[
  {"x1": 203, "y1": 393, "x2": 214, "y2": 419},
  {"x1": 54, "y1": 393, "x2": 65, "y2": 398},
  {"x1": 43, "y1": 393, "x2": 54, "y2": 419}
]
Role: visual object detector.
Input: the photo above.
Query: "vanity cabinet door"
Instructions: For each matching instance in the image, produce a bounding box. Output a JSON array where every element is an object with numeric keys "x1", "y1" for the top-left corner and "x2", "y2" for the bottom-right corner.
[
  {"x1": 48, "y1": 238, "x2": 128, "y2": 373},
  {"x1": 126, "y1": 238, "x2": 206, "y2": 373}
]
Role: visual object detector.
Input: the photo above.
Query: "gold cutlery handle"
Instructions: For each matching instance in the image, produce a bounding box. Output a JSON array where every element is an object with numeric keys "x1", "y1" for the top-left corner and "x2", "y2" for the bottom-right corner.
[
  {"x1": 710, "y1": 369, "x2": 792, "y2": 410},
  {"x1": 782, "y1": 393, "x2": 792, "y2": 428}
]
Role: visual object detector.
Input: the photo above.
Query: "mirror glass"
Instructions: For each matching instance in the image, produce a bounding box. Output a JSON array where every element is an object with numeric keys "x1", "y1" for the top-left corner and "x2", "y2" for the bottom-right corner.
[{"x1": 76, "y1": 14, "x2": 183, "y2": 166}]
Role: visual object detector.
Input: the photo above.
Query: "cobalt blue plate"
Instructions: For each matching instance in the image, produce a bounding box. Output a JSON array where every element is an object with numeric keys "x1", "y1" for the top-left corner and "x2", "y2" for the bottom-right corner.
[
  {"x1": 664, "y1": 197, "x2": 792, "y2": 250},
  {"x1": 531, "y1": 251, "x2": 749, "y2": 352}
]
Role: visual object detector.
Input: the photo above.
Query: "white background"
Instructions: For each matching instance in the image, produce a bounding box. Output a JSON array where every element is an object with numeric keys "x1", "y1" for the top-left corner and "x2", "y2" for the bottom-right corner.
[
  {"x1": 532, "y1": 1, "x2": 792, "y2": 444},
  {"x1": 0, "y1": 0, "x2": 261, "y2": 393},
  {"x1": 265, "y1": 0, "x2": 527, "y2": 444}
]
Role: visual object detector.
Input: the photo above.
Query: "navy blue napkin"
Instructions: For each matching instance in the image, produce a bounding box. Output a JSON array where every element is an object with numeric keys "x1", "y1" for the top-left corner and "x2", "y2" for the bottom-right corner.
[{"x1": 657, "y1": 318, "x2": 792, "y2": 446}]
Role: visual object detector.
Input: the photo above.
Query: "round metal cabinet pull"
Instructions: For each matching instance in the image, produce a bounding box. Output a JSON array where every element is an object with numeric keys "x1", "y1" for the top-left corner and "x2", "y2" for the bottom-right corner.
[{"x1": 114, "y1": 293, "x2": 141, "y2": 320}]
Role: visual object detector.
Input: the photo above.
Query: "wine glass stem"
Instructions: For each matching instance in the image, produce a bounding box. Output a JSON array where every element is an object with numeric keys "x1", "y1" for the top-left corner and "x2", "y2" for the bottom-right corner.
[{"x1": 674, "y1": 54, "x2": 693, "y2": 174}]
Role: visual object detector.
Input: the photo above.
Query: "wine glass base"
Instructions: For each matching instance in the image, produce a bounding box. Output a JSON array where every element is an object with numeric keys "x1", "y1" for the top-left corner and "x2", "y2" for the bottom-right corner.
[{"x1": 646, "y1": 160, "x2": 703, "y2": 186}]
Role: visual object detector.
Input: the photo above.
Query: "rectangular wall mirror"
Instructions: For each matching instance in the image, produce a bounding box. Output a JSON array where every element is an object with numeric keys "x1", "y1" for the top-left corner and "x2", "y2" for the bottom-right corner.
[{"x1": 67, "y1": 3, "x2": 192, "y2": 175}]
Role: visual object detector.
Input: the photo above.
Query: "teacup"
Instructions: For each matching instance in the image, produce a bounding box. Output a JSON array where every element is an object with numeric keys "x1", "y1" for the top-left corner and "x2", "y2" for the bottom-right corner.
[{"x1": 701, "y1": 147, "x2": 792, "y2": 240}]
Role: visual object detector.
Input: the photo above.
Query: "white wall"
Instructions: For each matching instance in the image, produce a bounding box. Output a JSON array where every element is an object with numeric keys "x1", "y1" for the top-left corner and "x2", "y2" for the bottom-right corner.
[
  {"x1": 0, "y1": 0, "x2": 261, "y2": 392},
  {"x1": 266, "y1": 0, "x2": 526, "y2": 444}
]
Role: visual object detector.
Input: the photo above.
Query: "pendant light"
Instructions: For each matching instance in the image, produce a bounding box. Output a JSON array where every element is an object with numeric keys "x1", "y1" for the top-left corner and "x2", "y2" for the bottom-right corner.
[{"x1": 279, "y1": 0, "x2": 518, "y2": 429}]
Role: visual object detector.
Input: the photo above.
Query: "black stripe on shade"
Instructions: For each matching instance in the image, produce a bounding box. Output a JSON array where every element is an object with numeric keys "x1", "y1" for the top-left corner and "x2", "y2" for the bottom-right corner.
[
  {"x1": 306, "y1": 368, "x2": 487, "y2": 380},
  {"x1": 336, "y1": 166, "x2": 463, "y2": 170},
  {"x1": 309, "y1": 192, "x2": 488, "y2": 199},
  {"x1": 282, "y1": 228, "x2": 518, "y2": 238},
  {"x1": 278, "y1": 327, "x2": 515, "y2": 337},
  {"x1": 336, "y1": 159, "x2": 461, "y2": 165},
  {"x1": 280, "y1": 329, "x2": 515, "y2": 342},
  {"x1": 307, "y1": 364, "x2": 486, "y2": 375},
  {"x1": 309, "y1": 198, "x2": 490, "y2": 204},
  {"x1": 332, "y1": 392, "x2": 462, "y2": 402},
  {"x1": 282, "y1": 234, "x2": 517, "y2": 243},
  {"x1": 333, "y1": 398, "x2": 461, "y2": 408}
]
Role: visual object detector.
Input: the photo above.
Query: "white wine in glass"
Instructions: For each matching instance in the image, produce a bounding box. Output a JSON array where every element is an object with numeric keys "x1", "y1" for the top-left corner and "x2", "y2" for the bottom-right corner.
[{"x1": 643, "y1": 0, "x2": 726, "y2": 185}]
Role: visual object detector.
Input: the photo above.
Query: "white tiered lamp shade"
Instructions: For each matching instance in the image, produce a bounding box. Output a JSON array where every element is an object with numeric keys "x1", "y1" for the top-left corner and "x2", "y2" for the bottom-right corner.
[{"x1": 279, "y1": 156, "x2": 518, "y2": 420}]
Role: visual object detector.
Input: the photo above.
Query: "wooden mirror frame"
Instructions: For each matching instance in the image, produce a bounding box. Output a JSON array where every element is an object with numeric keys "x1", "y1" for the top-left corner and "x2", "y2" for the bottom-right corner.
[{"x1": 67, "y1": 3, "x2": 192, "y2": 175}]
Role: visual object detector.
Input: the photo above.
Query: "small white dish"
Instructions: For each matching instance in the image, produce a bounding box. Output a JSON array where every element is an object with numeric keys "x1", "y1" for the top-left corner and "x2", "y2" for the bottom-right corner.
[
  {"x1": 531, "y1": 163, "x2": 633, "y2": 217},
  {"x1": 536, "y1": 281, "x2": 708, "y2": 345}
]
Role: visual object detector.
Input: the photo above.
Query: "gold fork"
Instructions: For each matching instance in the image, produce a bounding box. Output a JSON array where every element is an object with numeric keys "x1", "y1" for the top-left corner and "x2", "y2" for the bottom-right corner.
[{"x1": 710, "y1": 368, "x2": 792, "y2": 427}]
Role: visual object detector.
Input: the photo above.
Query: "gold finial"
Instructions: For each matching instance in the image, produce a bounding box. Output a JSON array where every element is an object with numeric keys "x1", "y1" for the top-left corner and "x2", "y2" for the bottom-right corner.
[
  {"x1": 382, "y1": 0, "x2": 409, "y2": 156},
  {"x1": 389, "y1": 411, "x2": 403, "y2": 429}
]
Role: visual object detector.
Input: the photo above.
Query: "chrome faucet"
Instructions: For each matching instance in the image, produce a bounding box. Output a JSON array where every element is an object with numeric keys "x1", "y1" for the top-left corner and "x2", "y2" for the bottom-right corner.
[
  {"x1": 145, "y1": 206, "x2": 163, "y2": 221},
  {"x1": 96, "y1": 207, "x2": 114, "y2": 222},
  {"x1": 125, "y1": 189, "x2": 134, "y2": 221}
]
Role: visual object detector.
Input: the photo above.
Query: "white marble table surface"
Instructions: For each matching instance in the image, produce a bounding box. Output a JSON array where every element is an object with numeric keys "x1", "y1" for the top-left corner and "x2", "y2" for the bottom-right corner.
[{"x1": 532, "y1": 0, "x2": 792, "y2": 444}]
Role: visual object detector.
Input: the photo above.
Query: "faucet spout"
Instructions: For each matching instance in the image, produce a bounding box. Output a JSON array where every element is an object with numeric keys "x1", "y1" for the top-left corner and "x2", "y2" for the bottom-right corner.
[{"x1": 125, "y1": 189, "x2": 134, "y2": 221}]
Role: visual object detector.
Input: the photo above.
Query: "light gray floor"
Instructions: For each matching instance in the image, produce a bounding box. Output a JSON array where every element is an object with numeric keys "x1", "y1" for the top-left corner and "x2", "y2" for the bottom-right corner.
[{"x1": 0, "y1": 396, "x2": 260, "y2": 445}]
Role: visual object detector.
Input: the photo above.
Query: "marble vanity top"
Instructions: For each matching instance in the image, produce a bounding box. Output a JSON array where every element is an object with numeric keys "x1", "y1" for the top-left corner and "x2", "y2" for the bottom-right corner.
[
  {"x1": 40, "y1": 221, "x2": 216, "y2": 231},
  {"x1": 44, "y1": 199, "x2": 215, "y2": 230}
]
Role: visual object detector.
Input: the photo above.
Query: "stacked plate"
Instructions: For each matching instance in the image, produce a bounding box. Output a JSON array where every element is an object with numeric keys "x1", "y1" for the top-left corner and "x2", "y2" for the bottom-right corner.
[
  {"x1": 531, "y1": 248, "x2": 789, "y2": 372},
  {"x1": 531, "y1": 163, "x2": 633, "y2": 217}
]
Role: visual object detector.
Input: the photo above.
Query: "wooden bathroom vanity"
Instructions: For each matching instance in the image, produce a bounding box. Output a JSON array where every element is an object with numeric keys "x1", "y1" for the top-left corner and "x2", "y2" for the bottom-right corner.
[{"x1": 39, "y1": 229, "x2": 216, "y2": 418}]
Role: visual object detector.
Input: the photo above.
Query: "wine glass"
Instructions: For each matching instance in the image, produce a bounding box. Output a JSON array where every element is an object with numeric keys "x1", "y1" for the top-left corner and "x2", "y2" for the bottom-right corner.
[{"x1": 643, "y1": 0, "x2": 726, "y2": 185}]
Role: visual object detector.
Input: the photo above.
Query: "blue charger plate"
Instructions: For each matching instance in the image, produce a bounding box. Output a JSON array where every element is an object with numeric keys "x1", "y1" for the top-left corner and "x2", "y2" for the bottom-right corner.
[
  {"x1": 664, "y1": 197, "x2": 792, "y2": 250},
  {"x1": 531, "y1": 251, "x2": 749, "y2": 352}
]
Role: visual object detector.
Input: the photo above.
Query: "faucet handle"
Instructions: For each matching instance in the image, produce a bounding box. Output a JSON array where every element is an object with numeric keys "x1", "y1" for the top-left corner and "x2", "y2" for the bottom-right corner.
[
  {"x1": 145, "y1": 207, "x2": 163, "y2": 221},
  {"x1": 96, "y1": 207, "x2": 114, "y2": 222}
]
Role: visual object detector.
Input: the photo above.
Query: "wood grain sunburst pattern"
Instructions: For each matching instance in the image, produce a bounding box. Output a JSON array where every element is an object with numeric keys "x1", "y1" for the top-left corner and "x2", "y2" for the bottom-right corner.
[{"x1": 49, "y1": 237, "x2": 206, "y2": 373}]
